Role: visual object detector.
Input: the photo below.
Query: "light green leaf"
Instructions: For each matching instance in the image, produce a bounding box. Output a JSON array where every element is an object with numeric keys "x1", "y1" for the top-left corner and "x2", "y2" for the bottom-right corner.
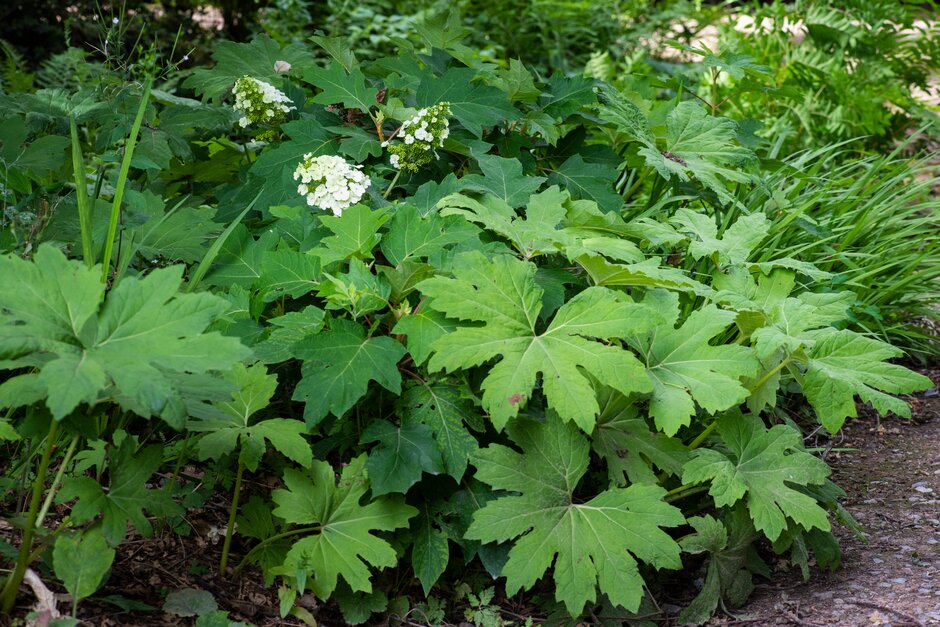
[
  {"x1": 466, "y1": 418, "x2": 684, "y2": 615},
  {"x1": 631, "y1": 292, "x2": 760, "y2": 435},
  {"x1": 801, "y1": 329, "x2": 932, "y2": 432},
  {"x1": 682, "y1": 413, "x2": 831, "y2": 541},
  {"x1": 670, "y1": 209, "x2": 769, "y2": 266},
  {"x1": 271, "y1": 456, "x2": 417, "y2": 598},
  {"x1": 58, "y1": 439, "x2": 180, "y2": 544},
  {"x1": 603, "y1": 98, "x2": 754, "y2": 202},
  {"x1": 314, "y1": 205, "x2": 390, "y2": 266},
  {"x1": 258, "y1": 249, "x2": 321, "y2": 301},
  {"x1": 392, "y1": 307, "x2": 456, "y2": 366},
  {"x1": 463, "y1": 155, "x2": 545, "y2": 208},
  {"x1": 591, "y1": 387, "x2": 689, "y2": 486},
  {"x1": 578, "y1": 255, "x2": 713, "y2": 296},
  {"x1": 253, "y1": 306, "x2": 326, "y2": 364},
  {"x1": 381, "y1": 204, "x2": 478, "y2": 266},
  {"x1": 0, "y1": 246, "x2": 250, "y2": 424},
  {"x1": 53, "y1": 529, "x2": 115, "y2": 601},
  {"x1": 678, "y1": 508, "x2": 767, "y2": 625},
  {"x1": 419, "y1": 253, "x2": 655, "y2": 431}
]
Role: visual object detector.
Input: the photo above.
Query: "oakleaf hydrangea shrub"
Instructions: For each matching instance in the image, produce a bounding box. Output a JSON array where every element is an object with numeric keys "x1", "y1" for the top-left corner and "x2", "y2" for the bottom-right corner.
[{"x1": 0, "y1": 26, "x2": 933, "y2": 626}]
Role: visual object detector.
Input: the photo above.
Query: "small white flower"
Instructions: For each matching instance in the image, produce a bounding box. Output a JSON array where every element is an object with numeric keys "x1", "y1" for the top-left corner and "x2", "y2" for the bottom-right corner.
[
  {"x1": 112, "y1": 17, "x2": 119, "y2": 24},
  {"x1": 274, "y1": 60, "x2": 292, "y2": 74}
]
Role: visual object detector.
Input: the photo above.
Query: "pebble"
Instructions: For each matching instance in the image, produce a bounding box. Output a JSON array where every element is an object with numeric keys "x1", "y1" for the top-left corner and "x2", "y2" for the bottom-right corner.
[
  {"x1": 888, "y1": 578, "x2": 907, "y2": 584},
  {"x1": 873, "y1": 558, "x2": 884, "y2": 564}
]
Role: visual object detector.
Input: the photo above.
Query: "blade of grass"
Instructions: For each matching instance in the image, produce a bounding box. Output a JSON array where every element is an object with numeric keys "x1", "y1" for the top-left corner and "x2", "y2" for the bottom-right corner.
[
  {"x1": 100, "y1": 76, "x2": 153, "y2": 288},
  {"x1": 185, "y1": 190, "x2": 262, "y2": 293}
]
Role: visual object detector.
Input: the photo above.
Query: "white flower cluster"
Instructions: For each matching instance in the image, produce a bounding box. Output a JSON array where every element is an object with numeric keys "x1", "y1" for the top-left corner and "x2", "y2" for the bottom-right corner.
[
  {"x1": 233, "y1": 76, "x2": 295, "y2": 129},
  {"x1": 293, "y1": 154, "x2": 370, "y2": 215},
  {"x1": 382, "y1": 103, "x2": 451, "y2": 172}
]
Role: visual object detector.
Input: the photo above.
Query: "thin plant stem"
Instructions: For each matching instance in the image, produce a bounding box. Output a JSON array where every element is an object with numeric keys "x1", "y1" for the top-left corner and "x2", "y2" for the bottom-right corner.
[
  {"x1": 383, "y1": 170, "x2": 401, "y2": 199},
  {"x1": 231, "y1": 526, "x2": 320, "y2": 578},
  {"x1": 165, "y1": 431, "x2": 190, "y2": 500},
  {"x1": 219, "y1": 461, "x2": 244, "y2": 575},
  {"x1": 0, "y1": 419, "x2": 59, "y2": 613},
  {"x1": 35, "y1": 434, "x2": 80, "y2": 530},
  {"x1": 100, "y1": 76, "x2": 153, "y2": 288}
]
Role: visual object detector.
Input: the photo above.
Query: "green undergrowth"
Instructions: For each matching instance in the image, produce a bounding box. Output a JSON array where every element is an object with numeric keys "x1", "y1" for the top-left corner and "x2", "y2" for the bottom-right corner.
[{"x1": 0, "y1": 11, "x2": 936, "y2": 627}]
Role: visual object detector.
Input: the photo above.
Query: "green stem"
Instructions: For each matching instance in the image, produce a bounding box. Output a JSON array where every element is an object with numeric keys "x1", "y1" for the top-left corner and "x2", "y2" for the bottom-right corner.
[
  {"x1": 750, "y1": 356, "x2": 792, "y2": 394},
  {"x1": 688, "y1": 420, "x2": 718, "y2": 450},
  {"x1": 0, "y1": 419, "x2": 59, "y2": 614},
  {"x1": 69, "y1": 117, "x2": 94, "y2": 268},
  {"x1": 383, "y1": 170, "x2": 401, "y2": 199},
  {"x1": 165, "y1": 431, "x2": 190, "y2": 500},
  {"x1": 231, "y1": 526, "x2": 320, "y2": 578},
  {"x1": 219, "y1": 461, "x2": 244, "y2": 575},
  {"x1": 664, "y1": 484, "x2": 709, "y2": 503},
  {"x1": 35, "y1": 434, "x2": 79, "y2": 530},
  {"x1": 100, "y1": 77, "x2": 153, "y2": 288}
]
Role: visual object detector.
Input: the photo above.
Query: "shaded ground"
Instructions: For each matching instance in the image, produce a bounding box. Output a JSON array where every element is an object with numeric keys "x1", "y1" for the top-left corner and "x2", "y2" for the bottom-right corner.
[{"x1": 708, "y1": 368, "x2": 940, "y2": 627}]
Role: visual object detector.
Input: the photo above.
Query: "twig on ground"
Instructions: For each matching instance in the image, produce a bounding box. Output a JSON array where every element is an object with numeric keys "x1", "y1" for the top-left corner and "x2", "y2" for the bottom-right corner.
[{"x1": 846, "y1": 599, "x2": 923, "y2": 626}]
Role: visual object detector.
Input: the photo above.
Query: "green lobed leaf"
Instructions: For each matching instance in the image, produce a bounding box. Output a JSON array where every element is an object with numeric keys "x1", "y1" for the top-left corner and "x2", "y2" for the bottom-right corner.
[
  {"x1": 416, "y1": 67, "x2": 520, "y2": 137},
  {"x1": 681, "y1": 412, "x2": 831, "y2": 541},
  {"x1": 670, "y1": 209, "x2": 770, "y2": 266},
  {"x1": 466, "y1": 418, "x2": 685, "y2": 615},
  {"x1": 58, "y1": 439, "x2": 181, "y2": 544},
  {"x1": 399, "y1": 381, "x2": 479, "y2": 480},
  {"x1": 419, "y1": 252, "x2": 656, "y2": 431},
  {"x1": 630, "y1": 291, "x2": 760, "y2": 436},
  {"x1": 463, "y1": 155, "x2": 546, "y2": 208},
  {"x1": 362, "y1": 420, "x2": 444, "y2": 495},
  {"x1": 591, "y1": 387, "x2": 689, "y2": 486},
  {"x1": 304, "y1": 61, "x2": 378, "y2": 112},
  {"x1": 271, "y1": 455, "x2": 417, "y2": 598},
  {"x1": 380, "y1": 204, "x2": 478, "y2": 266},
  {"x1": 291, "y1": 318, "x2": 406, "y2": 427},
  {"x1": 183, "y1": 35, "x2": 316, "y2": 101},
  {"x1": 801, "y1": 328, "x2": 932, "y2": 432},
  {"x1": 0, "y1": 246, "x2": 250, "y2": 425}
]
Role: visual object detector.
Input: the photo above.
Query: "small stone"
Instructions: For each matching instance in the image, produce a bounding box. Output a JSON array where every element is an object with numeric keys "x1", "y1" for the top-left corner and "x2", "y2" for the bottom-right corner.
[
  {"x1": 873, "y1": 558, "x2": 884, "y2": 564},
  {"x1": 889, "y1": 577, "x2": 907, "y2": 584},
  {"x1": 813, "y1": 591, "x2": 835, "y2": 599}
]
